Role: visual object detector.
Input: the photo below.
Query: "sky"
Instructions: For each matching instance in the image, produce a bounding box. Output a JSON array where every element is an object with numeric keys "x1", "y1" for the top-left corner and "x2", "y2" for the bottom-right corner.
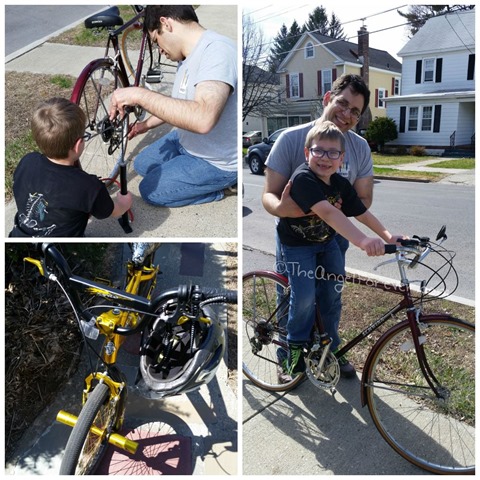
[{"x1": 243, "y1": 2, "x2": 415, "y2": 62}]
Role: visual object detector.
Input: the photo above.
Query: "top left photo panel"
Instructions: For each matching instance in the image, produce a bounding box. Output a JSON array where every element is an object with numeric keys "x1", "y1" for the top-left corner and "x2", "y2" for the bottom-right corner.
[{"x1": 5, "y1": 4, "x2": 238, "y2": 239}]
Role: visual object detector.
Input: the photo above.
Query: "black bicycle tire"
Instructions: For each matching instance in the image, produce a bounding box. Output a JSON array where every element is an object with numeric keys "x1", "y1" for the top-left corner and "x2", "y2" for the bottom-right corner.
[
  {"x1": 59, "y1": 382, "x2": 118, "y2": 475},
  {"x1": 242, "y1": 271, "x2": 305, "y2": 392},
  {"x1": 71, "y1": 59, "x2": 129, "y2": 185},
  {"x1": 364, "y1": 316, "x2": 475, "y2": 475}
]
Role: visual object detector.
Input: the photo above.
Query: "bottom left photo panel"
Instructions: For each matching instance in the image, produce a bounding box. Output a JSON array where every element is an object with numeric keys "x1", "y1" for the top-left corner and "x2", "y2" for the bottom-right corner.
[{"x1": 5, "y1": 242, "x2": 238, "y2": 475}]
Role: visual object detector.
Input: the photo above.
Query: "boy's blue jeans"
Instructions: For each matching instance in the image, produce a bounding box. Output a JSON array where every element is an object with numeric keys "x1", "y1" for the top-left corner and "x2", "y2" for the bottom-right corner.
[
  {"x1": 279, "y1": 236, "x2": 347, "y2": 349},
  {"x1": 134, "y1": 130, "x2": 237, "y2": 207}
]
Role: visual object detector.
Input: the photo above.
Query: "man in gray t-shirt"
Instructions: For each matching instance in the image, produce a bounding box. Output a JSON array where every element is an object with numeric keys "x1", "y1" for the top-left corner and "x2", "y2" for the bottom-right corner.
[
  {"x1": 263, "y1": 74, "x2": 373, "y2": 379},
  {"x1": 109, "y1": 5, "x2": 237, "y2": 207}
]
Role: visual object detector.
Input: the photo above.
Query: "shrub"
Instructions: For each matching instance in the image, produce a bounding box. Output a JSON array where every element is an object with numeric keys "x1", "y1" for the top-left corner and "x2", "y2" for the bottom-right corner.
[
  {"x1": 365, "y1": 117, "x2": 398, "y2": 151},
  {"x1": 410, "y1": 145, "x2": 426, "y2": 156}
]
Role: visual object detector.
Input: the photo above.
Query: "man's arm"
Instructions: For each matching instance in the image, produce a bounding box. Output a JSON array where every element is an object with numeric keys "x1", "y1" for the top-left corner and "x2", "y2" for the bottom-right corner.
[
  {"x1": 353, "y1": 176, "x2": 373, "y2": 208},
  {"x1": 110, "y1": 80, "x2": 231, "y2": 133},
  {"x1": 262, "y1": 168, "x2": 306, "y2": 218}
]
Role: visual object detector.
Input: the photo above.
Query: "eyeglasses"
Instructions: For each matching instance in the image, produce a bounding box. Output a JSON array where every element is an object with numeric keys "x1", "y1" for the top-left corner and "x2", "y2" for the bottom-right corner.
[
  {"x1": 309, "y1": 148, "x2": 343, "y2": 160},
  {"x1": 335, "y1": 97, "x2": 362, "y2": 121},
  {"x1": 81, "y1": 132, "x2": 92, "y2": 141}
]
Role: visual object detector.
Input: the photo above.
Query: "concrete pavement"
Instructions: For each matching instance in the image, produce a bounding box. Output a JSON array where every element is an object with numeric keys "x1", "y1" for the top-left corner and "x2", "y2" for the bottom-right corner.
[
  {"x1": 5, "y1": 5, "x2": 239, "y2": 239},
  {"x1": 6, "y1": 243, "x2": 238, "y2": 475}
]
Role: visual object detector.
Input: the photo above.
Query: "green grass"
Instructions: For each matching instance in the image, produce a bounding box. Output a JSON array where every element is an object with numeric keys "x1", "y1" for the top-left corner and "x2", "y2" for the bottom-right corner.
[
  {"x1": 426, "y1": 158, "x2": 475, "y2": 169},
  {"x1": 372, "y1": 153, "x2": 436, "y2": 166},
  {"x1": 50, "y1": 75, "x2": 74, "y2": 89},
  {"x1": 5, "y1": 133, "x2": 37, "y2": 197},
  {"x1": 373, "y1": 167, "x2": 446, "y2": 181}
]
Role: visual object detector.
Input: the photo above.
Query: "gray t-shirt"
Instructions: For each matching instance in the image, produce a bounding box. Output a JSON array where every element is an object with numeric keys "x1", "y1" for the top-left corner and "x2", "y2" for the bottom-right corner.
[
  {"x1": 172, "y1": 30, "x2": 237, "y2": 172},
  {"x1": 266, "y1": 121, "x2": 373, "y2": 184}
]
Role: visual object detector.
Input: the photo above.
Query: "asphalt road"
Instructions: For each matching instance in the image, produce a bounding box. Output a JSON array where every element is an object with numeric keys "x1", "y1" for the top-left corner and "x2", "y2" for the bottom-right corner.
[
  {"x1": 5, "y1": 5, "x2": 107, "y2": 59},
  {"x1": 243, "y1": 166, "x2": 475, "y2": 301}
]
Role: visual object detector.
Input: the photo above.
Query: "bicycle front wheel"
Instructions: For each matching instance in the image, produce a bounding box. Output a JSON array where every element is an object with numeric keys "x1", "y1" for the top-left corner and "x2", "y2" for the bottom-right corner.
[
  {"x1": 242, "y1": 271, "x2": 304, "y2": 392},
  {"x1": 59, "y1": 382, "x2": 120, "y2": 475},
  {"x1": 364, "y1": 316, "x2": 475, "y2": 474},
  {"x1": 71, "y1": 59, "x2": 129, "y2": 185}
]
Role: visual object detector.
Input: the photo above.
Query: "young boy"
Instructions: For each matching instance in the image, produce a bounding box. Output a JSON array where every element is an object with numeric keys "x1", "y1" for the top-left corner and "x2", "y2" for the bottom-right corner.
[
  {"x1": 277, "y1": 121, "x2": 402, "y2": 376},
  {"x1": 10, "y1": 97, "x2": 132, "y2": 237}
]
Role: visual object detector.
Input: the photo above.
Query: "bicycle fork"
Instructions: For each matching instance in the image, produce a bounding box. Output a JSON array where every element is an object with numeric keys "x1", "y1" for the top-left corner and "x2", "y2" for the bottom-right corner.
[{"x1": 56, "y1": 373, "x2": 139, "y2": 454}]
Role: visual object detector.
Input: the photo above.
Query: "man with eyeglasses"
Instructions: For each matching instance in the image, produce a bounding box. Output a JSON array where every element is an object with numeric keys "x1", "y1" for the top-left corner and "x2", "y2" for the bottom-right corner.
[
  {"x1": 109, "y1": 5, "x2": 237, "y2": 207},
  {"x1": 263, "y1": 74, "x2": 373, "y2": 379}
]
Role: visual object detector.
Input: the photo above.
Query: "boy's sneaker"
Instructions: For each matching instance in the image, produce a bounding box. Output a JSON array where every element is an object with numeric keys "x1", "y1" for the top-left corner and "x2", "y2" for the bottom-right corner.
[
  {"x1": 336, "y1": 353, "x2": 356, "y2": 379},
  {"x1": 286, "y1": 343, "x2": 306, "y2": 376},
  {"x1": 223, "y1": 184, "x2": 238, "y2": 196}
]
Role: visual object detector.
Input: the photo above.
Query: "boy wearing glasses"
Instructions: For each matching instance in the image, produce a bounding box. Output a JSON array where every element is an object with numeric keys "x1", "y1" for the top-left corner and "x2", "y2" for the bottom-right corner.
[
  {"x1": 278, "y1": 121, "x2": 400, "y2": 377},
  {"x1": 10, "y1": 97, "x2": 132, "y2": 237}
]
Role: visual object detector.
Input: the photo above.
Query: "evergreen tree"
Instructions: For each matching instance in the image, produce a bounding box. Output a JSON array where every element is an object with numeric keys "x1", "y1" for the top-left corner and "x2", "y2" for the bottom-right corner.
[
  {"x1": 268, "y1": 21, "x2": 301, "y2": 72},
  {"x1": 302, "y1": 6, "x2": 329, "y2": 34}
]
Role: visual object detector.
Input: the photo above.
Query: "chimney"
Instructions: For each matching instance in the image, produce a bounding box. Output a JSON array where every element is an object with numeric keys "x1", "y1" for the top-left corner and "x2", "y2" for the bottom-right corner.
[{"x1": 358, "y1": 25, "x2": 369, "y2": 87}]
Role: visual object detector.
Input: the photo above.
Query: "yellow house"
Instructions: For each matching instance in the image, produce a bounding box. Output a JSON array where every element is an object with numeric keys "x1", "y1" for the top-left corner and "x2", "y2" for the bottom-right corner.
[{"x1": 273, "y1": 28, "x2": 402, "y2": 133}]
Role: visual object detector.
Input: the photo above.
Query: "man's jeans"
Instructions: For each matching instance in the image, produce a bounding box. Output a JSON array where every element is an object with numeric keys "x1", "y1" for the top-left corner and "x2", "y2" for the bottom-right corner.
[
  {"x1": 277, "y1": 234, "x2": 348, "y2": 349},
  {"x1": 134, "y1": 130, "x2": 237, "y2": 207}
]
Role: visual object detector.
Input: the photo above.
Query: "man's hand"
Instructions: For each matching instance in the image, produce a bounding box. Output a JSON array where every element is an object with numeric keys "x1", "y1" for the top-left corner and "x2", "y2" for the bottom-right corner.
[
  {"x1": 128, "y1": 121, "x2": 150, "y2": 140},
  {"x1": 277, "y1": 181, "x2": 310, "y2": 218},
  {"x1": 109, "y1": 88, "x2": 140, "y2": 120}
]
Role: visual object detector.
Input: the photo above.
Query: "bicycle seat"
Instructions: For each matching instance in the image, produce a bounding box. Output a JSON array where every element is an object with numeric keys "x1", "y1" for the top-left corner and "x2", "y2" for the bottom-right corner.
[{"x1": 85, "y1": 7, "x2": 123, "y2": 29}]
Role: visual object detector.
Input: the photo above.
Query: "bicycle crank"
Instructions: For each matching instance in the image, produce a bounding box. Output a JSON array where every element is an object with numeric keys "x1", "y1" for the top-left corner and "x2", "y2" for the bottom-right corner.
[
  {"x1": 56, "y1": 410, "x2": 138, "y2": 454},
  {"x1": 305, "y1": 347, "x2": 340, "y2": 392}
]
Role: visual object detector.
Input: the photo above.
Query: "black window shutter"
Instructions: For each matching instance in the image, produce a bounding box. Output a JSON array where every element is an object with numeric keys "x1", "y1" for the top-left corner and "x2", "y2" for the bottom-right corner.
[
  {"x1": 399, "y1": 106, "x2": 406, "y2": 133},
  {"x1": 415, "y1": 60, "x2": 422, "y2": 84},
  {"x1": 433, "y1": 105, "x2": 442, "y2": 133},
  {"x1": 435, "y1": 58, "x2": 443, "y2": 83},
  {"x1": 467, "y1": 54, "x2": 475, "y2": 80}
]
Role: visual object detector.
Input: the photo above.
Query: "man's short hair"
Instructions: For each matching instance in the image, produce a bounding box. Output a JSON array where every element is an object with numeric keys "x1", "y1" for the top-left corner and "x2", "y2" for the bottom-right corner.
[
  {"x1": 330, "y1": 74, "x2": 370, "y2": 114},
  {"x1": 31, "y1": 97, "x2": 86, "y2": 160},
  {"x1": 144, "y1": 5, "x2": 199, "y2": 33}
]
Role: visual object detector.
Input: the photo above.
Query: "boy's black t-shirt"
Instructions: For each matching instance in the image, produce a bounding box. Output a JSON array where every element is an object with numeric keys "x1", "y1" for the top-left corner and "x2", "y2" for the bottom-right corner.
[
  {"x1": 11, "y1": 152, "x2": 114, "y2": 237},
  {"x1": 277, "y1": 163, "x2": 367, "y2": 246}
]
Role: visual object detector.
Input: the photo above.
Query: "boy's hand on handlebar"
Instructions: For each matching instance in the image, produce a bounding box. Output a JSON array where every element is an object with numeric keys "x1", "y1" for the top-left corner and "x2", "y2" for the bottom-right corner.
[{"x1": 360, "y1": 237, "x2": 386, "y2": 256}]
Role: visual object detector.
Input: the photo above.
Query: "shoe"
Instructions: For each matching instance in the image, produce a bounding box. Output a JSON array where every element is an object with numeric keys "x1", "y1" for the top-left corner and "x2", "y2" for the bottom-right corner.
[
  {"x1": 223, "y1": 184, "x2": 238, "y2": 196},
  {"x1": 337, "y1": 354, "x2": 356, "y2": 379},
  {"x1": 277, "y1": 363, "x2": 293, "y2": 384},
  {"x1": 286, "y1": 343, "x2": 306, "y2": 376}
]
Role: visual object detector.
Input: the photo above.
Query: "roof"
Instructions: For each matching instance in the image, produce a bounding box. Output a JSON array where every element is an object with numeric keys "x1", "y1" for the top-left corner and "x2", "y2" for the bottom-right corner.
[
  {"x1": 398, "y1": 10, "x2": 475, "y2": 56},
  {"x1": 279, "y1": 31, "x2": 402, "y2": 73}
]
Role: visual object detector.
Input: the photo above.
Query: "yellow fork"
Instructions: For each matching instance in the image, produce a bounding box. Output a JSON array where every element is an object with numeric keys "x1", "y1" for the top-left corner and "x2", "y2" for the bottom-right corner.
[{"x1": 56, "y1": 410, "x2": 139, "y2": 454}]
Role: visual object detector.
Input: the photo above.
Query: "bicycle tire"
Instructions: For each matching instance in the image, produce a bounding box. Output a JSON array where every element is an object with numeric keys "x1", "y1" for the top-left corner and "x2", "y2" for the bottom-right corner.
[
  {"x1": 242, "y1": 271, "x2": 304, "y2": 392},
  {"x1": 364, "y1": 315, "x2": 475, "y2": 474},
  {"x1": 120, "y1": 22, "x2": 153, "y2": 85},
  {"x1": 59, "y1": 382, "x2": 120, "y2": 475},
  {"x1": 70, "y1": 59, "x2": 129, "y2": 185}
]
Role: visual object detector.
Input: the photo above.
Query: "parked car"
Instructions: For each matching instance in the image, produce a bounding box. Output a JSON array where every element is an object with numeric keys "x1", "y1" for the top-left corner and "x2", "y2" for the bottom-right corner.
[
  {"x1": 245, "y1": 128, "x2": 286, "y2": 175},
  {"x1": 242, "y1": 130, "x2": 262, "y2": 148}
]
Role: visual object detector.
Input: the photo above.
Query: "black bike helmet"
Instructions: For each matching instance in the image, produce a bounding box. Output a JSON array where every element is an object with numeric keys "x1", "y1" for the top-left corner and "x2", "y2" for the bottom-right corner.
[{"x1": 138, "y1": 300, "x2": 225, "y2": 396}]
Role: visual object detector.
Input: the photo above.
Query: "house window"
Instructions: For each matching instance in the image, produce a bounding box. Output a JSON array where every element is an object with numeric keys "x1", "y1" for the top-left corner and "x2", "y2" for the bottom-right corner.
[
  {"x1": 422, "y1": 106, "x2": 433, "y2": 131},
  {"x1": 378, "y1": 88, "x2": 386, "y2": 108},
  {"x1": 423, "y1": 58, "x2": 435, "y2": 82},
  {"x1": 305, "y1": 42, "x2": 314, "y2": 59},
  {"x1": 290, "y1": 73, "x2": 300, "y2": 98},
  {"x1": 408, "y1": 107, "x2": 418, "y2": 131},
  {"x1": 322, "y1": 70, "x2": 332, "y2": 95},
  {"x1": 394, "y1": 78, "x2": 400, "y2": 95}
]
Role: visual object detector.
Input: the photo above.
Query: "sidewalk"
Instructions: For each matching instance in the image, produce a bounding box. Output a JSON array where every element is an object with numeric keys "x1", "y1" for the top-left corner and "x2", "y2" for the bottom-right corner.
[
  {"x1": 4, "y1": 5, "x2": 238, "y2": 238},
  {"x1": 6, "y1": 243, "x2": 238, "y2": 475}
]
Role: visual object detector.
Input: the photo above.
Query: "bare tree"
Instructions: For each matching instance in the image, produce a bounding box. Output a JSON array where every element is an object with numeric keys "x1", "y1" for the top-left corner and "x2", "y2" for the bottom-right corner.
[{"x1": 243, "y1": 15, "x2": 282, "y2": 121}]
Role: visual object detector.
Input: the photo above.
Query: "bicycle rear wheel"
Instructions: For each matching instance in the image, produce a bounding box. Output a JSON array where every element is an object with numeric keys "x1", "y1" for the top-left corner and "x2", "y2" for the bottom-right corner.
[
  {"x1": 59, "y1": 382, "x2": 121, "y2": 475},
  {"x1": 242, "y1": 271, "x2": 304, "y2": 391},
  {"x1": 71, "y1": 59, "x2": 129, "y2": 185},
  {"x1": 364, "y1": 316, "x2": 475, "y2": 474}
]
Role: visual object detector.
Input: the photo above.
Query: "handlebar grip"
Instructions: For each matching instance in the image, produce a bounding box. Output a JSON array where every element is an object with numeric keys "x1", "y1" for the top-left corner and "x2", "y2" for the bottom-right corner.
[
  {"x1": 201, "y1": 288, "x2": 237, "y2": 304},
  {"x1": 384, "y1": 244, "x2": 397, "y2": 254}
]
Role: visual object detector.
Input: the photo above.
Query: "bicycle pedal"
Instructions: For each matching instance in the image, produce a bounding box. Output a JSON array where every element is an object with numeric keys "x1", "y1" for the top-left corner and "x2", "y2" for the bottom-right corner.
[{"x1": 145, "y1": 69, "x2": 163, "y2": 84}]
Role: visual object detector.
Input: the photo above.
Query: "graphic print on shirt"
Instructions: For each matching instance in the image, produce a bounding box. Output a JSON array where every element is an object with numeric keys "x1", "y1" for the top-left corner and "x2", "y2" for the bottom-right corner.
[
  {"x1": 19, "y1": 192, "x2": 56, "y2": 236},
  {"x1": 291, "y1": 193, "x2": 341, "y2": 242}
]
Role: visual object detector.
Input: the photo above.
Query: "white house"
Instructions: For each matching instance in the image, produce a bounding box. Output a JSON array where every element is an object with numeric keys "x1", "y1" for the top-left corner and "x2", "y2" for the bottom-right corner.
[{"x1": 385, "y1": 10, "x2": 475, "y2": 155}]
